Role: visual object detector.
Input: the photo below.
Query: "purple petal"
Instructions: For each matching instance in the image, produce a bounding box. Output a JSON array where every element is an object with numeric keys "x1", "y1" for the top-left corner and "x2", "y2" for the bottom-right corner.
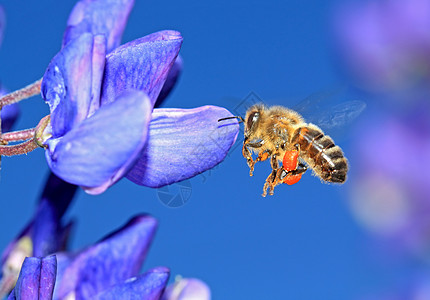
[
  {"x1": 55, "y1": 215, "x2": 158, "y2": 299},
  {"x1": 101, "y1": 30, "x2": 183, "y2": 107},
  {"x1": 12, "y1": 255, "x2": 57, "y2": 300},
  {"x1": 94, "y1": 267, "x2": 170, "y2": 300},
  {"x1": 45, "y1": 89, "x2": 152, "y2": 194},
  {"x1": 63, "y1": 0, "x2": 134, "y2": 53},
  {"x1": 88, "y1": 34, "x2": 106, "y2": 116},
  {"x1": 162, "y1": 278, "x2": 211, "y2": 300},
  {"x1": 155, "y1": 55, "x2": 183, "y2": 108},
  {"x1": 126, "y1": 106, "x2": 239, "y2": 188},
  {"x1": 42, "y1": 33, "x2": 101, "y2": 138}
]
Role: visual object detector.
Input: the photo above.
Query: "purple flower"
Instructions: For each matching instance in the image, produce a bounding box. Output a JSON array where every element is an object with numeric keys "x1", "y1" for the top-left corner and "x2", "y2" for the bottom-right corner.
[
  {"x1": 7, "y1": 255, "x2": 57, "y2": 300},
  {"x1": 41, "y1": 0, "x2": 239, "y2": 194},
  {"x1": 53, "y1": 215, "x2": 159, "y2": 299},
  {"x1": 333, "y1": 0, "x2": 430, "y2": 94},
  {"x1": 6, "y1": 214, "x2": 210, "y2": 300},
  {"x1": 0, "y1": 173, "x2": 76, "y2": 298},
  {"x1": 348, "y1": 112, "x2": 430, "y2": 257}
]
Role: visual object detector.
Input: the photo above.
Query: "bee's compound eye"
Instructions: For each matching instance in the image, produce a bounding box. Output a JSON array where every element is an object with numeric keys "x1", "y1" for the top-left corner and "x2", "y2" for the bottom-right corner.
[{"x1": 247, "y1": 112, "x2": 259, "y2": 130}]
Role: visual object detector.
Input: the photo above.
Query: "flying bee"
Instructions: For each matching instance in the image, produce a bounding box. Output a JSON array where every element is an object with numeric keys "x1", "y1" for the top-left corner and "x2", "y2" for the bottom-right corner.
[{"x1": 219, "y1": 104, "x2": 349, "y2": 197}]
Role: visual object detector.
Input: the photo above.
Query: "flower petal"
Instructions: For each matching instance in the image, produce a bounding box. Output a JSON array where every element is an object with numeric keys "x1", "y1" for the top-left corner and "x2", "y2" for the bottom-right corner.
[
  {"x1": 88, "y1": 34, "x2": 106, "y2": 117},
  {"x1": 155, "y1": 55, "x2": 183, "y2": 108},
  {"x1": 45, "y1": 90, "x2": 152, "y2": 194},
  {"x1": 41, "y1": 33, "x2": 97, "y2": 138},
  {"x1": 93, "y1": 267, "x2": 169, "y2": 300},
  {"x1": 126, "y1": 106, "x2": 239, "y2": 187},
  {"x1": 55, "y1": 215, "x2": 158, "y2": 300},
  {"x1": 162, "y1": 278, "x2": 211, "y2": 300},
  {"x1": 10, "y1": 255, "x2": 57, "y2": 300},
  {"x1": 63, "y1": 0, "x2": 134, "y2": 53},
  {"x1": 101, "y1": 30, "x2": 183, "y2": 106}
]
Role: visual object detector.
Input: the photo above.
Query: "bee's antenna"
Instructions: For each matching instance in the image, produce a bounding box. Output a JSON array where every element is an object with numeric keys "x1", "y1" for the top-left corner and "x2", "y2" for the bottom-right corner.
[{"x1": 218, "y1": 116, "x2": 244, "y2": 123}]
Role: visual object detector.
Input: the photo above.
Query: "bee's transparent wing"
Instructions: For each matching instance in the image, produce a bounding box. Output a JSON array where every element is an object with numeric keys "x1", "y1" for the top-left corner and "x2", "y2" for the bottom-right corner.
[
  {"x1": 293, "y1": 87, "x2": 347, "y2": 115},
  {"x1": 306, "y1": 100, "x2": 367, "y2": 130},
  {"x1": 293, "y1": 88, "x2": 367, "y2": 138}
]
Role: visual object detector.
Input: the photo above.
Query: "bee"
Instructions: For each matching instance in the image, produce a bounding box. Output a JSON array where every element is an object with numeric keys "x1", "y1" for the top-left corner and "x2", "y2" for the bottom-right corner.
[{"x1": 219, "y1": 104, "x2": 349, "y2": 197}]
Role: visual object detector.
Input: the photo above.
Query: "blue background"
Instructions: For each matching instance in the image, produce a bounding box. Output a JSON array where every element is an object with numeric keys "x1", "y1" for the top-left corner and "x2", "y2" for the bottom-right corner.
[{"x1": 0, "y1": 1, "x2": 411, "y2": 299}]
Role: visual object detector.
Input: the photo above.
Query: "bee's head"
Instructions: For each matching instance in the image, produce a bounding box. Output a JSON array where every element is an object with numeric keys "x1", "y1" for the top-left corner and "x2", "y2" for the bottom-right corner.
[
  {"x1": 217, "y1": 104, "x2": 264, "y2": 140},
  {"x1": 244, "y1": 104, "x2": 264, "y2": 139}
]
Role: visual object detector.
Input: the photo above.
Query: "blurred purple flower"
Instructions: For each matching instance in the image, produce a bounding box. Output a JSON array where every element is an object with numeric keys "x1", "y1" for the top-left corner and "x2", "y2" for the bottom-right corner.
[
  {"x1": 41, "y1": 0, "x2": 239, "y2": 194},
  {"x1": 0, "y1": 173, "x2": 76, "y2": 297},
  {"x1": 333, "y1": 0, "x2": 430, "y2": 94},
  {"x1": 348, "y1": 112, "x2": 430, "y2": 257}
]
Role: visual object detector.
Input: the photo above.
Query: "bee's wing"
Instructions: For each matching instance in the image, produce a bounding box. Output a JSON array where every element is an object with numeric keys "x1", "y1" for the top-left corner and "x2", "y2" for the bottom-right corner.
[
  {"x1": 293, "y1": 87, "x2": 347, "y2": 115},
  {"x1": 305, "y1": 100, "x2": 367, "y2": 130},
  {"x1": 293, "y1": 88, "x2": 367, "y2": 138}
]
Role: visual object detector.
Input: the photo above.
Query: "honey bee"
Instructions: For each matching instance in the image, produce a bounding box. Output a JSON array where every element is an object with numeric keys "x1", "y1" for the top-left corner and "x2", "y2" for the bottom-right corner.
[{"x1": 219, "y1": 104, "x2": 349, "y2": 197}]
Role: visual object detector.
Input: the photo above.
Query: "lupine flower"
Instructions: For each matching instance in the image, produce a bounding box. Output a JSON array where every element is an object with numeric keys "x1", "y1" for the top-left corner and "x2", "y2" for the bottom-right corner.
[
  {"x1": 333, "y1": 0, "x2": 430, "y2": 94},
  {"x1": 348, "y1": 112, "x2": 430, "y2": 257},
  {"x1": 7, "y1": 214, "x2": 211, "y2": 300},
  {"x1": 41, "y1": 0, "x2": 239, "y2": 194},
  {"x1": 0, "y1": 173, "x2": 76, "y2": 298}
]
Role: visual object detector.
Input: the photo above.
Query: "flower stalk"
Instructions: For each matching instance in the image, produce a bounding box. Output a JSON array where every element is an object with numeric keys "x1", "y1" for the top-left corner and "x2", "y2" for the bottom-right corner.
[
  {"x1": 0, "y1": 114, "x2": 50, "y2": 156},
  {"x1": 0, "y1": 128, "x2": 35, "y2": 143},
  {"x1": 0, "y1": 78, "x2": 42, "y2": 107}
]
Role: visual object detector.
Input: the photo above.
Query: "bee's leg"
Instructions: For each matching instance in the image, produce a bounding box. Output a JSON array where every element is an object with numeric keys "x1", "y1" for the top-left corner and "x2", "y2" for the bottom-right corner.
[
  {"x1": 242, "y1": 140, "x2": 264, "y2": 176},
  {"x1": 262, "y1": 155, "x2": 281, "y2": 197},
  {"x1": 270, "y1": 154, "x2": 279, "y2": 170},
  {"x1": 242, "y1": 142, "x2": 254, "y2": 175},
  {"x1": 262, "y1": 167, "x2": 283, "y2": 197},
  {"x1": 250, "y1": 149, "x2": 271, "y2": 175}
]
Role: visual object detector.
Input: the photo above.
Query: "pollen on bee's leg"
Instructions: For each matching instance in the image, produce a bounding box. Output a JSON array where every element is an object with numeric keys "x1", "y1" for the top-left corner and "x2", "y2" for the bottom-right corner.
[
  {"x1": 282, "y1": 150, "x2": 299, "y2": 172},
  {"x1": 283, "y1": 174, "x2": 303, "y2": 185},
  {"x1": 259, "y1": 152, "x2": 269, "y2": 161}
]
